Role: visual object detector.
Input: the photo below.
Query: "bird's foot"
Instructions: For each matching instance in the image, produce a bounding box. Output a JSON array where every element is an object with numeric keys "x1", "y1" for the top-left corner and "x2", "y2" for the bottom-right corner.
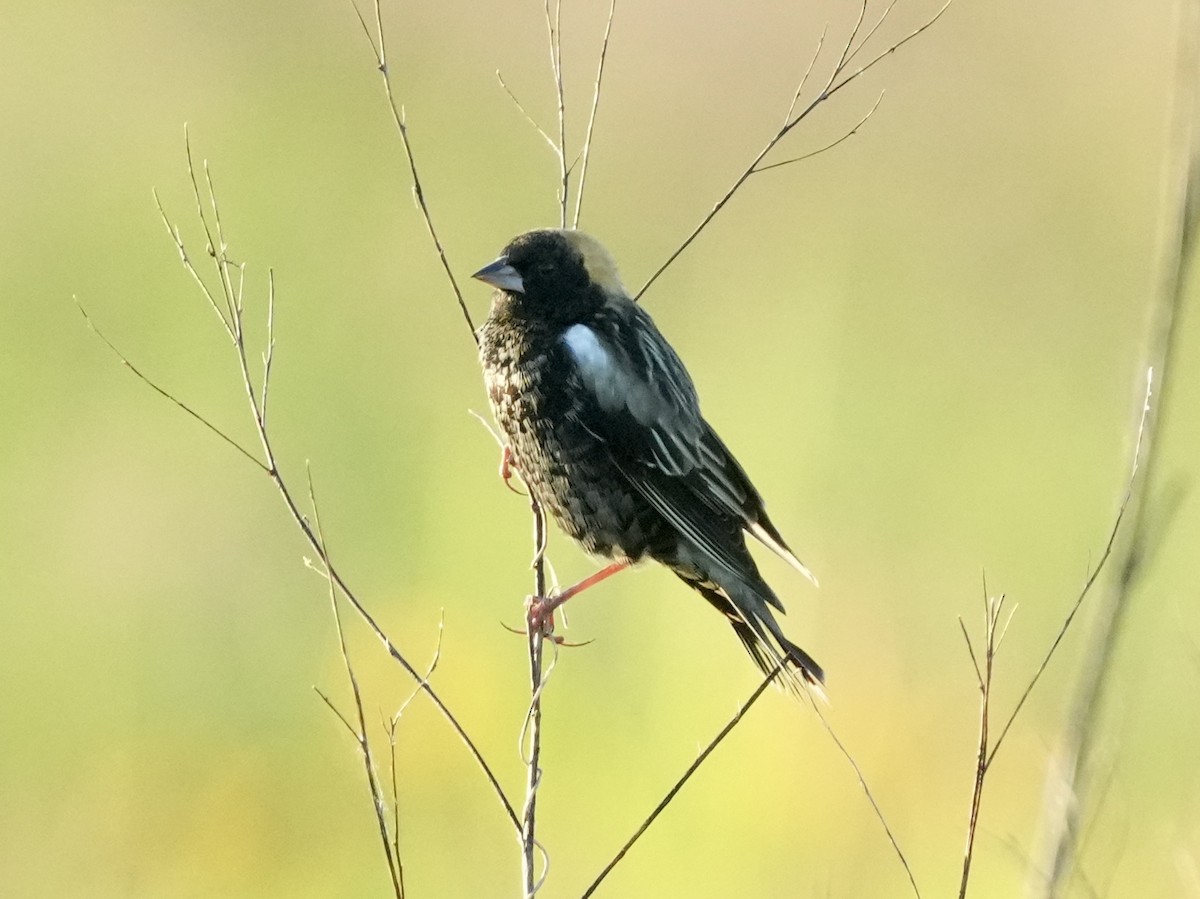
[
  {"x1": 500, "y1": 607, "x2": 592, "y2": 648},
  {"x1": 499, "y1": 445, "x2": 524, "y2": 495},
  {"x1": 526, "y1": 593, "x2": 562, "y2": 634},
  {"x1": 501, "y1": 561, "x2": 632, "y2": 646}
]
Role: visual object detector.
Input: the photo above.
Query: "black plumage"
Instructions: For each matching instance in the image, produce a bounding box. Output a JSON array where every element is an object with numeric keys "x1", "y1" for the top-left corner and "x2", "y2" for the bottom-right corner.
[{"x1": 474, "y1": 229, "x2": 823, "y2": 687}]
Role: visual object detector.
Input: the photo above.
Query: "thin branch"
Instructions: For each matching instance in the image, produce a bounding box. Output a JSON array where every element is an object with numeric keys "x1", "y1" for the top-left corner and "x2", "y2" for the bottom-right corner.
[
  {"x1": 957, "y1": 592, "x2": 1006, "y2": 899},
  {"x1": 635, "y1": 0, "x2": 957, "y2": 300},
  {"x1": 75, "y1": 300, "x2": 266, "y2": 472},
  {"x1": 581, "y1": 668, "x2": 780, "y2": 898},
  {"x1": 496, "y1": 70, "x2": 561, "y2": 156},
  {"x1": 811, "y1": 701, "x2": 922, "y2": 899},
  {"x1": 784, "y1": 27, "x2": 829, "y2": 127},
  {"x1": 544, "y1": 0, "x2": 568, "y2": 227},
  {"x1": 314, "y1": 686, "x2": 358, "y2": 737},
  {"x1": 752, "y1": 91, "x2": 884, "y2": 173},
  {"x1": 261, "y1": 269, "x2": 276, "y2": 428},
  {"x1": 308, "y1": 468, "x2": 403, "y2": 899},
  {"x1": 97, "y1": 135, "x2": 521, "y2": 834},
  {"x1": 834, "y1": 0, "x2": 956, "y2": 96},
  {"x1": 352, "y1": 0, "x2": 477, "y2": 344},
  {"x1": 845, "y1": 0, "x2": 903, "y2": 67},
  {"x1": 1030, "y1": 0, "x2": 1200, "y2": 888},
  {"x1": 572, "y1": 0, "x2": 616, "y2": 228},
  {"x1": 987, "y1": 369, "x2": 1154, "y2": 768},
  {"x1": 522, "y1": 497, "x2": 550, "y2": 898},
  {"x1": 392, "y1": 610, "x2": 446, "y2": 720},
  {"x1": 383, "y1": 612, "x2": 443, "y2": 899},
  {"x1": 182, "y1": 126, "x2": 238, "y2": 332},
  {"x1": 153, "y1": 186, "x2": 233, "y2": 339},
  {"x1": 202, "y1": 157, "x2": 243, "y2": 332},
  {"x1": 958, "y1": 616, "x2": 983, "y2": 689},
  {"x1": 387, "y1": 710, "x2": 406, "y2": 899},
  {"x1": 834, "y1": 0, "x2": 873, "y2": 79}
]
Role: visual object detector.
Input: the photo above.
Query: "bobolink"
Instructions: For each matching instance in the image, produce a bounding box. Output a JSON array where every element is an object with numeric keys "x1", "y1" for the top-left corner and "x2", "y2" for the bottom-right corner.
[{"x1": 474, "y1": 229, "x2": 823, "y2": 687}]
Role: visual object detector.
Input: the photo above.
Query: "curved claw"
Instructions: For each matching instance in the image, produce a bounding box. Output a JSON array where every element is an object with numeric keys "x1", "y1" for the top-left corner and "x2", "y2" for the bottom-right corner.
[
  {"x1": 499, "y1": 619, "x2": 589, "y2": 647},
  {"x1": 554, "y1": 637, "x2": 595, "y2": 648}
]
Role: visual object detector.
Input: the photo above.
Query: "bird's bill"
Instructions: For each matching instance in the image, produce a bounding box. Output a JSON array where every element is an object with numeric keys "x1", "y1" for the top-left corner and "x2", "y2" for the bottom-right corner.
[{"x1": 471, "y1": 257, "x2": 525, "y2": 294}]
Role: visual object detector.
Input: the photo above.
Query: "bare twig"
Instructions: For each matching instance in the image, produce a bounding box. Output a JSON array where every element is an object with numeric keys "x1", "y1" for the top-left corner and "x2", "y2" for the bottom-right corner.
[
  {"x1": 308, "y1": 467, "x2": 403, "y2": 899},
  {"x1": 752, "y1": 92, "x2": 885, "y2": 173},
  {"x1": 581, "y1": 668, "x2": 780, "y2": 898},
  {"x1": 956, "y1": 592, "x2": 1009, "y2": 899},
  {"x1": 387, "y1": 711, "x2": 406, "y2": 899},
  {"x1": 988, "y1": 371, "x2": 1154, "y2": 769},
  {"x1": 522, "y1": 497, "x2": 550, "y2": 898},
  {"x1": 497, "y1": 71, "x2": 561, "y2": 156},
  {"x1": 930, "y1": 368, "x2": 1152, "y2": 899},
  {"x1": 1029, "y1": 0, "x2": 1200, "y2": 890},
  {"x1": 75, "y1": 301, "x2": 266, "y2": 471},
  {"x1": 351, "y1": 0, "x2": 476, "y2": 344},
  {"x1": 572, "y1": 0, "x2": 616, "y2": 228},
  {"x1": 261, "y1": 270, "x2": 276, "y2": 428},
  {"x1": 810, "y1": 701, "x2": 922, "y2": 899},
  {"x1": 544, "y1": 0, "x2": 568, "y2": 227},
  {"x1": 383, "y1": 610, "x2": 444, "y2": 899},
  {"x1": 636, "y1": 0, "x2": 956, "y2": 300},
  {"x1": 92, "y1": 135, "x2": 520, "y2": 835}
]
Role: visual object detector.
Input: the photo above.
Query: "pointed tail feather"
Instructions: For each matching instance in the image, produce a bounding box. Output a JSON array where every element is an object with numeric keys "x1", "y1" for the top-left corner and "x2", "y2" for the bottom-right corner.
[{"x1": 673, "y1": 570, "x2": 824, "y2": 688}]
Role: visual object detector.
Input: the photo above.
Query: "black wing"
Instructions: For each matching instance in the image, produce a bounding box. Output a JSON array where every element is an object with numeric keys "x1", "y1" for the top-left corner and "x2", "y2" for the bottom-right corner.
[{"x1": 562, "y1": 300, "x2": 816, "y2": 587}]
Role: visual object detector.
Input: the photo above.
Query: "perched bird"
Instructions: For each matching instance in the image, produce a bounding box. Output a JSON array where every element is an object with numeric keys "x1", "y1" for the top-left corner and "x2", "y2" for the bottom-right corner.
[{"x1": 473, "y1": 229, "x2": 823, "y2": 687}]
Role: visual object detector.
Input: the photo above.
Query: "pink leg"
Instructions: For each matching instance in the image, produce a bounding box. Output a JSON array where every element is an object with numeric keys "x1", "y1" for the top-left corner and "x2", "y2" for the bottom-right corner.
[
  {"x1": 499, "y1": 445, "x2": 523, "y2": 495},
  {"x1": 529, "y1": 560, "x2": 632, "y2": 631}
]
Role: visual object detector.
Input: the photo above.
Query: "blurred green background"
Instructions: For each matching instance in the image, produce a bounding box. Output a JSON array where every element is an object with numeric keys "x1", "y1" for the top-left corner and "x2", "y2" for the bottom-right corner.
[{"x1": 3, "y1": 0, "x2": 1197, "y2": 895}]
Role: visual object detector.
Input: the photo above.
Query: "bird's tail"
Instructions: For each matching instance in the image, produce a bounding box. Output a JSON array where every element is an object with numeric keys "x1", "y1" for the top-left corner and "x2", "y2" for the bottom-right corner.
[{"x1": 673, "y1": 570, "x2": 824, "y2": 689}]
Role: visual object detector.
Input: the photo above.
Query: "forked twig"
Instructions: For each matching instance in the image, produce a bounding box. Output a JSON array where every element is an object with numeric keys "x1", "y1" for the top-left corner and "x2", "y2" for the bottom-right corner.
[
  {"x1": 383, "y1": 609, "x2": 444, "y2": 898},
  {"x1": 307, "y1": 468, "x2": 403, "y2": 899},
  {"x1": 88, "y1": 134, "x2": 519, "y2": 835},
  {"x1": 636, "y1": 0, "x2": 956, "y2": 299},
  {"x1": 753, "y1": 92, "x2": 885, "y2": 174},
  {"x1": 956, "y1": 591, "x2": 1011, "y2": 899},
  {"x1": 76, "y1": 301, "x2": 265, "y2": 471},
  {"x1": 988, "y1": 370, "x2": 1154, "y2": 769},
  {"x1": 498, "y1": 0, "x2": 616, "y2": 231},
  {"x1": 496, "y1": 71, "x2": 560, "y2": 157},
  {"x1": 1029, "y1": 0, "x2": 1200, "y2": 888},
  {"x1": 950, "y1": 369, "x2": 1152, "y2": 898}
]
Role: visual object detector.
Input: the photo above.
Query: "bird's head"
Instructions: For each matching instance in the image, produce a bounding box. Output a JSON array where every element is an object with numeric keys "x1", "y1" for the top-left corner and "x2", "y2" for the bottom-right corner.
[{"x1": 472, "y1": 229, "x2": 626, "y2": 324}]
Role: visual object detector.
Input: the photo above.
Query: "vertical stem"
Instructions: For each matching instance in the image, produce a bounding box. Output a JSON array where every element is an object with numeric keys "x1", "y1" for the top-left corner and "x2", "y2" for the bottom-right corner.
[
  {"x1": 1029, "y1": 0, "x2": 1199, "y2": 892},
  {"x1": 522, "y1": 498, "x2": 549, "y2": 896},
  {"x1": 958, "y1": 598, "x2": 998, "y2": 899}
]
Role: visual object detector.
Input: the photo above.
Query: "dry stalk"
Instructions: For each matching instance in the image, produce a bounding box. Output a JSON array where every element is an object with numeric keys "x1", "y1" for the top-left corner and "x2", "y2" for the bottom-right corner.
[
  {"x1": 951, "y1": 368, "x2": 1153, "y2": 898},
  {"x1": 82, "y1": 131, "x2": 520, "y2": 837},
  {"x1": 349, "y1": 0, "x2": 476, "y2": 344},
  {"x1": 635, "y1": 0, "x2": 956, "y2": 299},
  {"x1": 581, "y1": 668, "x2": 781, "y2": 898},
  {"x1": 1027, "y1": 0, "x2": 1200, "y2": 890},
  {"x1": 956, "y1": 590, "x2": 1012, "y2": 899},
  {"x1": 307, "y1": 469, "x2": 404, "y2": 899}
]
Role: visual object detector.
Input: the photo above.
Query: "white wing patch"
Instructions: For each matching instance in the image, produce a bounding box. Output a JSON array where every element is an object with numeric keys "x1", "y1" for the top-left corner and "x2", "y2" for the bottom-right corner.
[
  {"x1": 563, "y1": 323, "x2": 625, "y2": 413},
  {"x1": 563, "y1": 323, "x2": 609, "y2": 374},
  {"x1": 563, "y1": 317, "x2": 700, "y2": 476}
]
